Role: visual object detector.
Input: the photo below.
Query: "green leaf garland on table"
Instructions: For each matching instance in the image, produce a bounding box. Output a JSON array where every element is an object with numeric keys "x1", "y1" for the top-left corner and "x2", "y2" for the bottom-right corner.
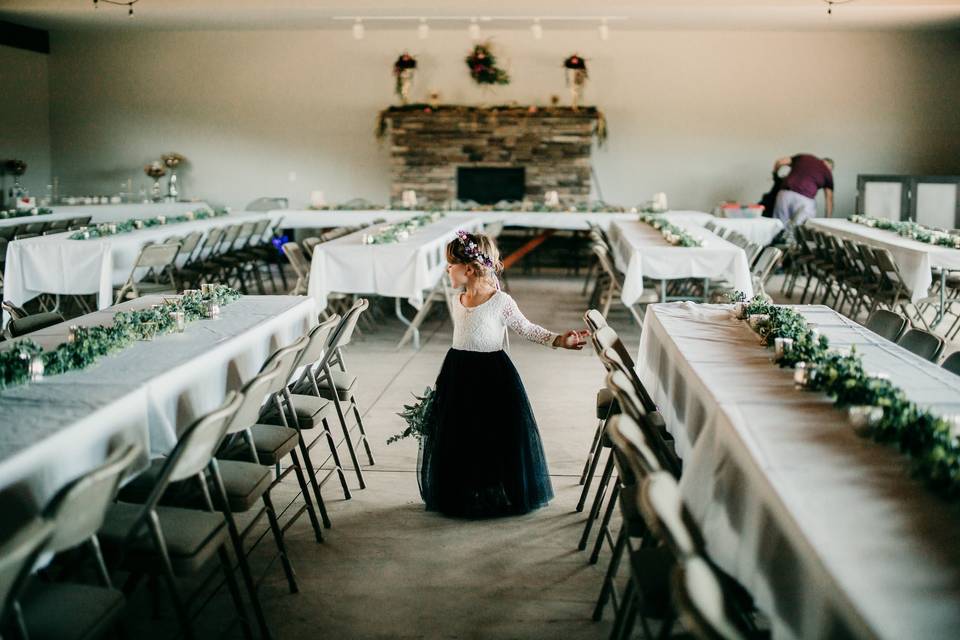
[
  {"x1": 69, "y1": 208, "x2": 226, "y2": 240},
  {"x1": 0, "y1": 207, "x2": 53, "y2": 219},
  {"x1": 387, "y1": 386, "x2": 436, "y2": 444},
  {"x1": 638, "y1": 213, "x2": 703, "y2": 247},
  {"x1": 733, "y1": 293, "x2": 960, "y2": 497},
  {"x1": 362, "y1": 212, "x2": 445, "y2": 245},
  {"x1": 0, "y1": 285, "x2": 241, "y2": 392},
  {"x1": 849, "y1": 214, "x2": 960, "y2": 249}
]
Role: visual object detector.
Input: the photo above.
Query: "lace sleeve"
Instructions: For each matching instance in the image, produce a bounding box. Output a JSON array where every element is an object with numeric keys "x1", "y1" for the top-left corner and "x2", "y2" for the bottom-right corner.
[{"x1": 501, "y1": 294, "x2": 558, "y2": 347}]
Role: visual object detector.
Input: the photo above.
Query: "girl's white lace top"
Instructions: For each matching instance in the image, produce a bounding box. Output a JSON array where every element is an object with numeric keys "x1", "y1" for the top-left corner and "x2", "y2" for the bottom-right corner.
[{"x1": 452, "y1": 291, "x2": 558, "y2": 352}]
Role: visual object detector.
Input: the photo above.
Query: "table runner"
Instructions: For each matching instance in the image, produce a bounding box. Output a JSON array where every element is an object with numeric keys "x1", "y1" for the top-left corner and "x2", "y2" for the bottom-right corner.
[
  {"x1": 636, "y1": 302, "x2": 960, "y2": 639},
  {"x1": 807, "y1": 218, "x2": 960, "y2": 302},
  {"x1": 0, "y1": 201, "x2": 212, "y2": 230},
  {"x1": 307, "y1": 215, "x2": 484, "y2": 309},
  {"x1": 0, "y1": 295, "x2": 315, "y2": 510},
  {"x1": 2, "y1": 212, "x2": 266, "y2": 312},
  {"x1": 608, "y1": 221, "x2": 754, "y2": 305}
]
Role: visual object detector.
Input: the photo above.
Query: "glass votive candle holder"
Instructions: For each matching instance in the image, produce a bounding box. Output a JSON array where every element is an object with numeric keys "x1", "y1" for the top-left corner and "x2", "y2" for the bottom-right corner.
[
  {"x1": 747, "y1": 314, "x2": 769, "y2": 331},
  {"x1": 848, "y1": 405, "x2": 883, "y2": 436},
  {"x1": 774, "y1": 337, "x2": 794, "y2": 361},
  {"x1": 793, "y1": 362, "x2": 808, "y2": 388},
  {"x1": 169, "y1": 310, "x2": 186, "y2": 332},
  {"x1": 200, "y1": 283, "x2": 215, "y2": 296},
  {"x1": 108, "y1": 223, "x2": 117, "y2": 234},
  {"x1": 138, "y1": 322, "x2": 157, "y2": 341},
  {"x1": 206, "y1": 301, "x2": 220, "y2": 319},
  {"x1": 732, "y1": 301, "x2": 747, "y2": 320},
  {"x1": 67, "y1": 325, "x2": 79, "y2": 344},
  {"x1": 182, "y1": 289, "x2": 199, "y2": 297},
  {"x1": 133, "y1": 219, "x2": 144, "y2": 229},
  {"x1": 29, "y1": 354, "x2": 44, "y2": 382},
  {"x1": 157, "y1": 215, "x2": 167, "y2": 225},
  {"x1": 162, "y1": 296, "x2": 180, "y2": 306}
]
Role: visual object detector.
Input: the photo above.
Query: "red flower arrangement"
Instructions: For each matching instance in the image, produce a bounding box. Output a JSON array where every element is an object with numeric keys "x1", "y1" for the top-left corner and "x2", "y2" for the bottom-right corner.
[
  {"x1": 465, "y1": 42, "x2": 510, "y2": 85},
  {"x1": 564, "y1": 54, "x2": 587, "y2": 76}
]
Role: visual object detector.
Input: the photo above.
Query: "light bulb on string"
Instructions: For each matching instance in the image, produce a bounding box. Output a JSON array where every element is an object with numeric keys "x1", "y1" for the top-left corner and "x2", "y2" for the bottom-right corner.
[
  {"x1": 468, "y1": 18, "x2": 481, "y2": 41},
  {"x1": 598, "y1": 19, "x2": 610, "y2": 41},
  {"x1": 531, "y1": 18, "x2": 543, "y2": 40},
  {"x1": 417, "y1": 18, "x2": 429, "y2": 39},
  {"x1": 352, "y1": 18, "x2": 365, "y2": 40}
]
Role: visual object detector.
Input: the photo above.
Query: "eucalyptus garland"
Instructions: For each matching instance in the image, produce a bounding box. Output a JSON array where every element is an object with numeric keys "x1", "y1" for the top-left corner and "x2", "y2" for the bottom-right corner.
[
  {"x1": 639, "y1": 213, "x2": 703, "y2": 247},
  {"x1": 387, "y1": 386, "x2": 435, "y2": 444},
  {"x1": 0, "y1": 286, "x2": 241, "y2": 392},
  {"x1": 69, "y1": 208, "x2": 226, "y2": 240},
  {"x1": 849, "y1": 214, "x2": 960, "y2": 249},
  {"x1": 363, "y1": 212, "x2": 445, "y2": 245},
  {"x1": 733, "y1": 292, "x2": 960, "y2": 497},
  {"x1": 0, "y1": 207, "x2": 53, "y2": 219}
]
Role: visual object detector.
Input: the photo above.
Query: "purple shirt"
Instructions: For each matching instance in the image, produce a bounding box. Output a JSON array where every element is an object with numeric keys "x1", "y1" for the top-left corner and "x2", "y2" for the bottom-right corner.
[{"x1": 782, "y1": 154, "x2": 833, "y2": 199}]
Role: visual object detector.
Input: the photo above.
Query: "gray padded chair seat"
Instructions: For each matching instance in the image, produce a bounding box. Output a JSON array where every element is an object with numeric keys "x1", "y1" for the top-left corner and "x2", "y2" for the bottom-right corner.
[
  {"x1": 20, "y1": 581, "x2": 125, "y2": 640},
  {"x1": 118, "y1": 458, "x2": 272, "y2": 513},
  {"x1": 314, "y1": 370, "x2": 358, "y2": 401},
  {"x1": 262, "y1": 394, "x2": 335, "y2": 428},
  {"x1": 219, "y1": 424, "x2": 300, "y2": 466},
  {"x1": 8, "y1": 312, "x2": 65, "y2": 337},
  {"x1": 99, "y1": 502, "x2": 227, "y2": 575}
]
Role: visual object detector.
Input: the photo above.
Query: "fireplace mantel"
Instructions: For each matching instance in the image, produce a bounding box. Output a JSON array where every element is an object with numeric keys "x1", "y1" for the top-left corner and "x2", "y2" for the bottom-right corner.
[{"x1": 378, "y1": 105, "x2": 605, "y2": 206}]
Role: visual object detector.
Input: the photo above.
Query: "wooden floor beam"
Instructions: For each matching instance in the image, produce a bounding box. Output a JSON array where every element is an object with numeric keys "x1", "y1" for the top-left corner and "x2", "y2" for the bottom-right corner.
[{"x1": 502, "y1": 230, "x2": 555, "y2": 271}]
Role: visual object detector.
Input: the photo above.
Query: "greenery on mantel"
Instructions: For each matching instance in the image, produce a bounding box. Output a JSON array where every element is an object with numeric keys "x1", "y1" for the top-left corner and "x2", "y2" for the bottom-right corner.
[
  {"x1": 375, "y1": 104, "x2": 608, "y2": 147},
  {"x1": 0, "y1": 286, "x2": 241, "y2": 392},
  {"x1": 732, "y1": 292, "x2": 960, "y2": 498}
]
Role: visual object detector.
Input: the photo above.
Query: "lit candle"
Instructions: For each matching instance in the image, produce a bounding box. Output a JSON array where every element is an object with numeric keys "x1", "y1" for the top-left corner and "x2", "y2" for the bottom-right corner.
[
  {"x1": 206, "y1": 301, "x2": 220, "y2": 319},
  {"x1": 170, "y1": 310, "x2": 186, "y2": 332}
]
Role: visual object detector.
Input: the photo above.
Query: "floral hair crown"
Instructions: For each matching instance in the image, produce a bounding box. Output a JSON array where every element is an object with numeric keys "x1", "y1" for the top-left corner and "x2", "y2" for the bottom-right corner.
[{"x1": 456, "y1": 230, "x2": 494, "y2": 269}]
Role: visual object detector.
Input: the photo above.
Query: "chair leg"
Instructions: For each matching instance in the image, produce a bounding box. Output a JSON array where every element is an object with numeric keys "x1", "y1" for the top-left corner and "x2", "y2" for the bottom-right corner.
[
  {"x1": 147, "y1": 518, "x2": 196, "y2": 640},
  {"x1": 327, "y1": 387, "x2": 367, "y2": 490},
  {"x1": 218, "y1": 546, "x2": 256, "y2": 640},
  {"x1": 296, "y1": 434, "x2": 332, "y2": 529},
  {"x1": 288, "y1": 449, "x2": 324, "y2": 542},
  {"x1": 609, "y1": 576, "x2": 636, "y2": 640},
  {"x1": 593, "y1": 528, "x2": 628, "y2": 621},
  {"x1": 220, "y1": 505, "x2": 273, "y2": 640},
  {"x1": 589, "y1": 483, "x2": 621, "y2": 565},
  {"x1": 350, "y1": 396, "x2": 376, "y2": 466},
  {"x1": 579, "y1": 452, "x2": 616, "y2": 551},
  {"x1": 576, "y1": 436, "x2": 606, "y2": 512},
  {"x1": 262, "y1": 492, "x2": 299, "y2": 594},
  {"x1": 580, "y1": 419, "x2": 605, "y2": 485},
  {"x1": 322, "y1": 417, "x2": 352, "y2": 500}
]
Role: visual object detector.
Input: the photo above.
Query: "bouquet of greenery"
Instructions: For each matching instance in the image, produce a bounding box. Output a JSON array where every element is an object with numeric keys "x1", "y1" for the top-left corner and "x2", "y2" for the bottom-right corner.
[
  {"x1": 466, "y1": 42, "x2": 510, "y2": 86},
  {"x1": 388, "y1": 386, "x2": 435, "y2": 444}
]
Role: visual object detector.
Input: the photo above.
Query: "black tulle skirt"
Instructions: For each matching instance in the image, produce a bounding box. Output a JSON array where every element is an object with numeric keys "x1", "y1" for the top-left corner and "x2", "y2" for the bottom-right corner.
[{"x1": 418, "y1": 349, "x2": 554, "y2": 518}]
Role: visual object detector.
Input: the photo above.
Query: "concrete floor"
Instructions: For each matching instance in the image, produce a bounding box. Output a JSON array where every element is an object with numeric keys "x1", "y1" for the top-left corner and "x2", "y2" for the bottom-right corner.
[{"x1": 121, "y1": 273, "x2": 641, "y2": 640}]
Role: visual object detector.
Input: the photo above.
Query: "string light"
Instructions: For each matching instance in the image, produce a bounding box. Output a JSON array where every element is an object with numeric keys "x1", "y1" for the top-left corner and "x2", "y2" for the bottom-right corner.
[
  {"x1": 598, "y1": 18, "x2": 610, "y2": 40},
  {"x1": 417, "y1": 18, "x2": 429, "y2": 39},
  {"x1": 468, "y1": 18, "x2": 481, "y2": 40},
  {"x1": 92, "y1": 0, "x2": 139, "y2": 17},
  {"x1": 531, "y1": 18, "x2": 543, "y2": 40},
  {"x1": 352, "y1": 18, "x2": 365, "y2": 40}
]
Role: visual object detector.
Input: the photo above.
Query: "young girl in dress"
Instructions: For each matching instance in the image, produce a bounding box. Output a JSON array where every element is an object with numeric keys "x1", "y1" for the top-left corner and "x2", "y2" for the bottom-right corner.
[{"x1": 418, "y1": 230, "x2": 588, "y2": 518}]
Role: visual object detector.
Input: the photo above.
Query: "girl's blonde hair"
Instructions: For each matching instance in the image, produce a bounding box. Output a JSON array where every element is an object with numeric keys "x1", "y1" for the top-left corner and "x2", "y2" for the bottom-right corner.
[{"x1": 445, "y1": 231, "x2": 503, "y2": 280}]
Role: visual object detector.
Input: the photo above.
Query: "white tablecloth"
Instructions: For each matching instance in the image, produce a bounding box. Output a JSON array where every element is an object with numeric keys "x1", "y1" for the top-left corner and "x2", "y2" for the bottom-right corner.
[
  {"x1": 267, "y1": 209, "x2": 414, "y2": 229},
  {"x1": 657, "y1": 211, "x2": 783, "y2": 246},
  {"x1": 2, "y1": 213, "x2": 265, "y2": 312},
  {"x1": 272, "y1": 209, "x2": 639, "y2": 231},
  {"x1": 807, "y1": 218, "x2": 960, "y2": 302},
  {"x1": 0, "y1": 202, "x2": 213, "y2": 230},
  {"x1": 307, "y1": 215, "x2": 484, "y2": 309},
  {"x1": 608, "y1": 220, "x2": 754, "y2": 304},
  {"x1": 0, "y1": 295, "x2": 315, "y2": 511},
  {"x1": 636, "y1": 302, "x2": 960, "y2": 640}
]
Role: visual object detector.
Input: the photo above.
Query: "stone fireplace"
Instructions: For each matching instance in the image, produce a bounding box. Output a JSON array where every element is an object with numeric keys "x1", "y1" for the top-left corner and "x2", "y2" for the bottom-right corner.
[{"x1": 378, "y1": 105, "x2": 604, "y2": 206}]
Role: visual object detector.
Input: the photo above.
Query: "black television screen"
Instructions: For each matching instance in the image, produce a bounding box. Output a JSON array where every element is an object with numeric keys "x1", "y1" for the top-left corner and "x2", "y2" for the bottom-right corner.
[{"x1": 456, "y1": 167, "x2": 525, "y2": 204}]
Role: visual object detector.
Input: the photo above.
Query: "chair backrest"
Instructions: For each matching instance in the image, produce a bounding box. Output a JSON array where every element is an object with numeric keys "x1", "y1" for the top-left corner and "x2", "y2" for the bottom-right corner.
[
  {"x1": 897, "y1": 328, "x2": 945, "y2": 362},
  {"x1": 259, "y1": 335, "x2": 310, "y2": 396},
  {"x1": 743, "y1": 242, "x2": 762, "y2": 267},
  {"x1": 249, "y1": 217, "x2": 272, "y2": 244},
  {"x1": 282, "y1": 242, "x2": 310, "y2": 280},
  {"x1": 178, "y1": 230, "x2": 204, "y2": 259},
  {"x1": 225, "y1": 359, "x2": 285, "y2": 434},
  {"x1": 218, "y1": 224, "x2": 243, "y2": 252},
  {"x1": 704, "y1": 220, "x2": 717, "y2": 232},
  {"x1": 326, "y1": 298, "x2": 368, "y2": 351},
  {"x1": 42, "y1": 443, "x2": 142, "y2": 554},
  {"x1": 606, "y1": 414, "x2": 662, "y2": 482},
  {"x1": 293, "y1": 315, "x2": 340, "y2": 371},
  {"x1": 8, "y1": 311, "x2": 65, "y2": 337},
  {"x1": 245, "y1": 197, "x2": 288, "y2": 211},
  {"x1": 1, "y1": 301, "x2": 28, "y2": 321},
  {"x1": 606, "y1": 370, "x2": 681, "y2": 476},
  {"x1": 672, "y1": 556, "x2": 750, "y2": 640},
  {"x1": 583, "y1": 308, "x2": 607, "y2": 332},
  {"x1": 199, "y1": 226, "x2": 225, "y2": 257},
  {"x1": 591, "y1": 244, "x2": 620, "y2": 282},
  {"x1": 301, "y1": 236, "x2": 322, "y2": 258},
  {"x1": 134, "y1": 241, "x2": 181, "y2": 269},
  {"x1": 0, "y1": 517, "x2": 54, "y2": 626},
  {"x1": 638, "y1": 471, "x2": 702, "y2": 557},
  {"x1": 864, "y1": 309, "x2": 907, "y2": 342},
  {"x1": 942, "y1": 351, "x2": 960, "y2": 376},
  {"x1": 751, "y1": 246, "x2": 783, "y2": 282}
]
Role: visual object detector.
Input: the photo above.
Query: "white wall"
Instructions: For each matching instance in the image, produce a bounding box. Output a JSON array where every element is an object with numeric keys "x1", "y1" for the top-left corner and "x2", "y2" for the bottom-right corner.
[
  {"x1": 0, "y1": 44, "x2": 52, "y2": 207},
  {"x1": 47, "y1": 28, "x2": 960, "y2": 214}
]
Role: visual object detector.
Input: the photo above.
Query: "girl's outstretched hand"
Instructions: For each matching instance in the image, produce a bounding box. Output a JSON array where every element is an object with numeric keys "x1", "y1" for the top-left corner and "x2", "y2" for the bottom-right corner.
[{"x1": 554, "y1": 330, "x2": 590, "y2": 350}]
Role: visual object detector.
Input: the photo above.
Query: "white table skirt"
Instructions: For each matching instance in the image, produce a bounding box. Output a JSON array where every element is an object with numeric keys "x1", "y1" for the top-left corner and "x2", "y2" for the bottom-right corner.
[
  {"x1": 307, "y1": 215, "x2": 484, "y2": 309},
  {"x1": 0, "y1": 295, "x2": 315, "y2": 510},
  {"x1": 636, "y1": 302, "x2": 960, "y2": 640},
  {"x1": 657, "y1": 211, "x2": 783, "y2": 246},
  {"x1": 807, "y1": 218, "x2": 960, "y2": 302},
  {"x1": 0, "y1": 202, "x2": 213, "y2": 230},
  {"x1": 2, "y1": 213, "x2": 265, "y2": 312},
  {"x1": 608, "y1": 220, "x2": 754, "y2": 304}
]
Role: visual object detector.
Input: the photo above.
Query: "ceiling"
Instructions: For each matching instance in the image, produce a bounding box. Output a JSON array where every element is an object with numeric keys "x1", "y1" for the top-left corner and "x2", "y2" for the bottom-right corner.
[{"x1": 2, "y1": 0, "x2": 960, "y2": 32}]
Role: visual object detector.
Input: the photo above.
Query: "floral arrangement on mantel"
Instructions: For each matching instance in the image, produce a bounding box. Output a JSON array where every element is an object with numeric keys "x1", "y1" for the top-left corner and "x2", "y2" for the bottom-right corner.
[
  {"x1": 0, "y1": 207, "x2": 53, "y2": 219},
  {"x1": 393, "y1": 52, "x2": 417, "y2": 103},
  {"x1": 374, "y1": 104, "x2": 607, "y2": 147},
  {"x1": 563, "y1": 54, "x2": 588, "y2": 110},
  {"x1": 362, "y1": 212, "x2": 445, "y2": 245},
  {"x1": 69, "y1": 208, "x2": 226, "y2": 240},
  {"x1": 0, "y1": 286, "x2": 241, "y2": 392},
  {"x1": 639, "y1": 212, "x2": 703, "y2": 247},
  {"x1": 729, "y1": 291, "x2": 960, "y2": 497},
  {"x1": 466, "y1": 42, "x2": 510, "y2": 86},
  {"x1": 849, "y1": 214, "x2": 960, "y2": 249}
]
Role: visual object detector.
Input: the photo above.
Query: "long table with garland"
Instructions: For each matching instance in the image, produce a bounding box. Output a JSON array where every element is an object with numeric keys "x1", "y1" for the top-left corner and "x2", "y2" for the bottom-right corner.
[
  {"x1": 0, "y1": 201, "x2": 212, "y2": 230},
  {"x1": 0, "y1": 294, "x2": 316, "y2": 511},
  {"x1": 637, "y1": 302, "x2": 960, "y2": 640}
]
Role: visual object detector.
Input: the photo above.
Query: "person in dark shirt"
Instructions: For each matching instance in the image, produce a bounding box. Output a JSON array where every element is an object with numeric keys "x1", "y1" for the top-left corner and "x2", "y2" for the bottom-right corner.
[{"x1": 772, "y1": 154, "x2": 834, "y2": 238}]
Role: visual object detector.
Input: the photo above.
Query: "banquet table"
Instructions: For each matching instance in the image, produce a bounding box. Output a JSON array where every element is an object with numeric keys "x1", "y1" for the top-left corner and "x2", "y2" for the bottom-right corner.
[
  {"x1": 0, "y1": 294, "x2": 315, "y2": 513},
  {"x1": 607, "y1": 220, "x2": 754, "y2": 304},
  {"x1": 807, "y1": 218, "x2": 960, "y2": 308},
  {"x1": 267, "y1": 209, "x2": 414, "y2": 229},
  {"x1": 2, "y1": 212, "x2": 265, "y2": 314},
  {"x1": 0, "y1": 201, "x2": 212, "y2": 230},
  {"x1": 656, "y1": 211, "x2": 783, "y2": 246},
  {"x1": 637, "y1": 302, "x2": 960, "y2": 640},
  {"x1": 269, "y1": 209, "x2": 639, "y2": 231}
]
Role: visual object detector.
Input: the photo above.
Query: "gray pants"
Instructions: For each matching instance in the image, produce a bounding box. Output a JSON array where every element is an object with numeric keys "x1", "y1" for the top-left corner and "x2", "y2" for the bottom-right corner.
[{"x1": 773, "y1": 189, "x2": 817, "y2": 241}]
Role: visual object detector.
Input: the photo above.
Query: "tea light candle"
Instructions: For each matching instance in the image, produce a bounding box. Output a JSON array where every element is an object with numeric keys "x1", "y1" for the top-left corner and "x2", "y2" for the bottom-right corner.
[
  {"x1": 29, "y1": 354, "x2": 44, "y2": 382},
  {"x1": 108, "y1": 223, "x2": 117, "y2": 233},
  {"x1": 170, "y1": 310, "x2": 186, "y2": 332},
  {"x1": 200, "y1": 283, "x2": 214, "y2": 296},
  {"x1": 774, "y1": 337, "x2": 794, "y2": 361},
  {"x1": 157, "y1": 215, "x2": 167, "y2": 225},
  {"x1": 206, "y1": 301, "x2": 220, "y2": 319},
  {"x1": 67, "y1": 325, "x2": 79, "y2": 344},
  {"x1": 184, "y1": 210, "x2": 195, "y2": 220},
  {"x1": 133, "y1": 220, "x2": 144, "y2": 229},
  {"x1": 793, "y1": 362, "x2": 808, "y2": 388},
  {"x1": 310, "y1": 190, "x2": 326, "y2": 208},
  {"x1": 848, "y1": 405, "x2": 883, "y2": 435}
]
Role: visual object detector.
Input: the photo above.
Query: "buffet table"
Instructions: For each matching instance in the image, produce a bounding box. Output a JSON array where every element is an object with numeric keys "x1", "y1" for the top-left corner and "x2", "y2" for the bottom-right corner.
[
  {"x1": 637, "y1": 302, "x2": 960, "y2": 640},
  {"x1": 0, "y1": 201, "x2": 212, "y2": 230}
]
